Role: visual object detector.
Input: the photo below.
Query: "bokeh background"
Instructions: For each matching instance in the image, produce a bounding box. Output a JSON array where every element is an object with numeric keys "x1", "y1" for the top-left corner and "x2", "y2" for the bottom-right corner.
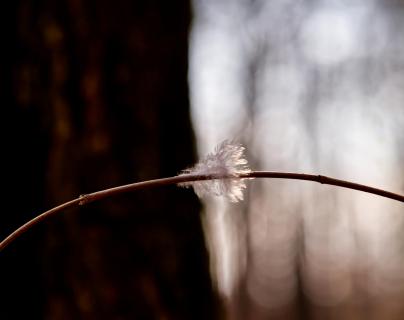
[
  {"x1": 2, "y1": 0, "x2": 404, "y2": 319},
  {"x1": 191, "y1": 0, "x2": 404, "y2": 319}
]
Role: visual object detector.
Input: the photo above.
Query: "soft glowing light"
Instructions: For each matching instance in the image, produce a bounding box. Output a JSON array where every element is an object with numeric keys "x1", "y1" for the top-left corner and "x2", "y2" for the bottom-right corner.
[
  {"x1": 300, "y1": 9, "x2": 360, "y2": 65},
  {"x1": 190, "y1": 0, "x2": 404, "y2": 317}
]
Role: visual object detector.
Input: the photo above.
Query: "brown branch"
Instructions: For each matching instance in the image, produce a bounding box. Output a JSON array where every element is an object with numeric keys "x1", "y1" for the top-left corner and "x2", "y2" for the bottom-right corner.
[
  {"x1": 247, "y1": 172, "x2": 404, "y2": 203},
  {"x1": 1, "y1": 171, "x2": 403, "y2": 252}
]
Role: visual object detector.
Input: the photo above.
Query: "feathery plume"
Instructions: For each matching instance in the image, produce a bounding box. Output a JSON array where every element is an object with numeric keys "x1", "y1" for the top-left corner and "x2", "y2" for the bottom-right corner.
[{"x1": 179, "y1": 140, "x2": 251, "y2": 202}]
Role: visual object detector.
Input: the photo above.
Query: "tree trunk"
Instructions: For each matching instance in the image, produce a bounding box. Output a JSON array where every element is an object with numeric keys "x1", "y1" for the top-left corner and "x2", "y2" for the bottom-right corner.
[{"x1": 0, "y1": 1, "x2": 221, "y2": 319}]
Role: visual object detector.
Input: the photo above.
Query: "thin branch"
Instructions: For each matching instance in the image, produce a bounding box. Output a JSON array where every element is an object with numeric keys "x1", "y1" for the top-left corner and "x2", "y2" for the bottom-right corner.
[
  {"x1": 0, "y1": 198, "x2": 82, "y2": 253},
  {"x1": 1, "y1": 171, "x2": 403, "y2": 252},
  {"x1": 247, "y1": 172, "x2": 404, "y2": 203}
]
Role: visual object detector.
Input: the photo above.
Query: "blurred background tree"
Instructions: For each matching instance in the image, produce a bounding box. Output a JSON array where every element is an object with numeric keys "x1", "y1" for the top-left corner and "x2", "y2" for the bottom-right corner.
[
  {"x1": 0, "y1": 0, "x2": 221, "y2": 319},
  {"x1": 4, "y1": 0, "x2": 404, "y2": 319},
  {"x1": 190, "y1": 0, "x2": 404, "y2": 319}
]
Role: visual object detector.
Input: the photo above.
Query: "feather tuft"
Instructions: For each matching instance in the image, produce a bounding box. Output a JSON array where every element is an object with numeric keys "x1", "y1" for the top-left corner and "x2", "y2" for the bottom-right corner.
[{"x1": 179, "y1": 140, "x2": 251, "y2": 202}]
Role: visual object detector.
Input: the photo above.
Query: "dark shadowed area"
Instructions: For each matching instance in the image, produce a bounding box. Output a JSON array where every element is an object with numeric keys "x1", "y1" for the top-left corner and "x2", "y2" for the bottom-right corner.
[{"x1": 0, "y1": 1, "x2": 222, "y2": 319}]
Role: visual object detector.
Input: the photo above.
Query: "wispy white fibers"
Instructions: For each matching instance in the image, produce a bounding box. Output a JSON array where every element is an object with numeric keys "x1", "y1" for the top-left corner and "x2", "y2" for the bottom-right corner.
[{"x1": 180, "y1": 140, "x2": 251, "y2": 202}]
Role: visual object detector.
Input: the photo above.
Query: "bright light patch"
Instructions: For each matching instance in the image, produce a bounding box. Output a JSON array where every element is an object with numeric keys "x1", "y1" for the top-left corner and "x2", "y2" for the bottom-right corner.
[{"x1": 300, "y1": 9, "x2": 360, "y2": 65}]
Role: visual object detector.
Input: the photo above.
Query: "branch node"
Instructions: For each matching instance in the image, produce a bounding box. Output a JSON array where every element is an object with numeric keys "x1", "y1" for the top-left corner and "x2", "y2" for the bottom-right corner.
[
  {"x1": 78, "y1": 194, "x2": 88, "y2": 206},
  {"x1": 318, "y1": 175, "x2": 326, "y2": 184}
]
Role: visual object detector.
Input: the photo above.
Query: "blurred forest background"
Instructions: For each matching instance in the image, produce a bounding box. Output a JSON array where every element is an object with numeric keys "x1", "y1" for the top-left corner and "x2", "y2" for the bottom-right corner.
[
  {"x1": 191, "y1": 0, "x2": 404, "y2": 319},
  {"x1": 2, "y1": 0, "x2": 404, "y2": 320},
  {"x1": 1, "y1": 0, "x2": 221, "y2": 319}
]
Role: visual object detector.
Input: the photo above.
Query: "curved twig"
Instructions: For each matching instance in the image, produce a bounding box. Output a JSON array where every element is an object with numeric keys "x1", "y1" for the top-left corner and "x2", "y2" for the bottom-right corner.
[{"x1": 1, "y1": 171, "x2": 403, "y2": 252}]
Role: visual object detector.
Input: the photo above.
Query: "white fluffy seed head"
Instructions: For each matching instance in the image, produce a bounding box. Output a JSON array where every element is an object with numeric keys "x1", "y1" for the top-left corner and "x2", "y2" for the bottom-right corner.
[{"x1": 179, "y1": 140, "x2": 251, "y2": 202}]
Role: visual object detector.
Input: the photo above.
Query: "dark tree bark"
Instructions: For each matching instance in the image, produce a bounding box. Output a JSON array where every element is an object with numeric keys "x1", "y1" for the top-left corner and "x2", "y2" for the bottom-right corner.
[{"x1": 0, "y1": 1, "x2": 221, "y2": 319}]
